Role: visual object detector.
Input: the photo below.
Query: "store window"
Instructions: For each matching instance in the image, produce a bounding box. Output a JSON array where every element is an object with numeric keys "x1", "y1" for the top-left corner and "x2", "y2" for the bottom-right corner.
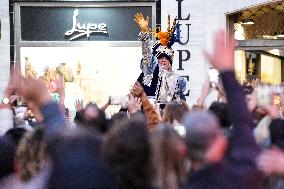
[
  {"x1": 229, "y1": 1, "x2": 284, "y2": 85},
  {"x1": 233, "y1": 1, "x2": 284, "y2": 40},
  {"x1": 14, "y1": 2, "x2": 156, "y2": 116}
]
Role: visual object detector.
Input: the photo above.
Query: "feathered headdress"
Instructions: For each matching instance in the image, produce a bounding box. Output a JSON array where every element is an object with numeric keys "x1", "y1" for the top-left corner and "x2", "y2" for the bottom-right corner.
[{"x1": 152, "y1": 15, "x2": 180, "y2": 63}]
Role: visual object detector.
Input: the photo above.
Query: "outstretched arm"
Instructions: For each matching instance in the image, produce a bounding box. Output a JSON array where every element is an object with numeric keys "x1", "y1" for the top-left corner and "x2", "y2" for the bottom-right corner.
[
  {"x1": 205, "y1": 30, "x2": 259, "y2": 161},
  {"x1": 134, "y1": 13, "x2": 149, "y2": 33},
  {"x1": 18, "y1": 75, "x2": 66, "y2": 135},
  {"x1": 131, "y1": 82, "x2": 161, "y2": 129},
  {"x1": 134, "y1": 13, "x2": 156, "y2": 78},
  {"x1": 196, "y1": 79, "x2": 211, "y2": 106}
]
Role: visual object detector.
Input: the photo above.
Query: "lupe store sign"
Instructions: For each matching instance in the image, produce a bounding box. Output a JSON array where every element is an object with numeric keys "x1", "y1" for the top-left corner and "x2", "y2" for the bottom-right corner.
[
  {"x1": 20, "y1": 6, "x2": 152, "y2": 41},
  {"x1": 175, "y1": 0, "x2": 191, "y2": 97},
  {"x1": 65, "y1": 9, "x2": 108, "y2": 41}
]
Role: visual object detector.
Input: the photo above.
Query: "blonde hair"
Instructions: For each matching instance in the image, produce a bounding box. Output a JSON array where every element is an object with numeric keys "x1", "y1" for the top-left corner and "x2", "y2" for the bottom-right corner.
[{"x1": 16, "y1": 127, "x2": 46, "y2": 182}]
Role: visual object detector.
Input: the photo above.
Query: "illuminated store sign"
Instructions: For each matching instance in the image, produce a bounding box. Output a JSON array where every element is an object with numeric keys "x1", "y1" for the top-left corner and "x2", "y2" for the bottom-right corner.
[
  {"x1": 20, "y1": 6, "x2": 152, "y2": 41},
  {"x1": 65, "y1": 9, "x2": 108, "y2": 41}
]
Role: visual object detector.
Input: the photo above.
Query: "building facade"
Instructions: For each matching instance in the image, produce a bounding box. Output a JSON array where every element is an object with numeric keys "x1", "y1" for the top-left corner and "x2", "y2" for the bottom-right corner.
[
  {"x1": 161, "y1": 0, "x2": 283, "y2": 105},
  {"x1": 0, "y1": 0, "x2": 283, "y2": 106},
  {"x1": 0, "y1": 0, "x2": 10, "y2": 99}
]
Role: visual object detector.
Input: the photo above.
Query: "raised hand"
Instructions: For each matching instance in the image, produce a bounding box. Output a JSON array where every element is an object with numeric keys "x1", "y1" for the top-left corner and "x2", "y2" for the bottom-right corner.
[
  {"x1": 130, "y1": 82, "x2": 146, "y2": 98},
  {"x1": 74, "y1": 99, "x2": 83, "y2": 112},
  {"x1": 205, "y1": 30, "x2": 236, "y2": 72},
  {"x1": 134, "y1": 13, "x2": 150, "y2": 33},
  {"x1": 18, "y1": 75, "x2": 52, "y2": 108}
]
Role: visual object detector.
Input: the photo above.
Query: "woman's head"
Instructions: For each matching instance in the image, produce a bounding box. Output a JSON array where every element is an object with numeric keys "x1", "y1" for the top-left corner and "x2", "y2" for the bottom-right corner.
[
  {"x1": 162, "y1": 100, "x2": 190, "y2": 124},
  {"x1": 16, "y1": 127, "x2": 46, "y2": 182},
  {"x1": 150, "y1": 124, "x2": 188, "y2": 189},
  {"x1": 103, "y1": 114, "x2": 152, "y2": 188}
]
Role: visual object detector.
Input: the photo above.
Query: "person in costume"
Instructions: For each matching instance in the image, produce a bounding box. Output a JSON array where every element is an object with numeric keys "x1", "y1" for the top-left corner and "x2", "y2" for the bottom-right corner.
[{"x1": 134, "y1": 13, "x2": 186, "y2": 104}]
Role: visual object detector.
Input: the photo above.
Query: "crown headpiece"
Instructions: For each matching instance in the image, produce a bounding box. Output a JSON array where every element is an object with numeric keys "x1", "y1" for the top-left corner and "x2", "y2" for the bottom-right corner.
[{"x1": 152, "y1": 15, "x2": 180, "y2": 63}]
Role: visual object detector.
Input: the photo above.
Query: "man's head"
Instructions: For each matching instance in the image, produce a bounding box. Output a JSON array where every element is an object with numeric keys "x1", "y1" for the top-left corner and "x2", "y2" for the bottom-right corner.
[
  {"x1": 158, "y1": 55, "x2": 172, "y2": 70},
  {"x1": 183, "y1": 111, "x2": 228, "y2": 167},
  {"x1": 84, "y1": 103, "x2": 99, "y2": 121}
]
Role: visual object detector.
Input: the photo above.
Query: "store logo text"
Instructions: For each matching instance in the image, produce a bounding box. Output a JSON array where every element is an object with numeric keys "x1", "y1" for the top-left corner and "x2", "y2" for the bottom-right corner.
[{"x1": 65, "y1": 9, "x2": 108, "y2": 41}]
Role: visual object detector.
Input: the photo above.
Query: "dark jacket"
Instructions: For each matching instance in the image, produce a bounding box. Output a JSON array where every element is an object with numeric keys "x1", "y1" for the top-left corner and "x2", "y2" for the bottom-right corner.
[{"x1": 183, "y1": 71, "x2": 267, "y2": 189}]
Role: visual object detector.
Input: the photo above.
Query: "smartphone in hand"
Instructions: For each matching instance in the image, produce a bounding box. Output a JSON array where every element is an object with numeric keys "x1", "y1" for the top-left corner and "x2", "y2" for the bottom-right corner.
[{"x1": 109, "y1": 96, "x2": 129, "y2": 108}]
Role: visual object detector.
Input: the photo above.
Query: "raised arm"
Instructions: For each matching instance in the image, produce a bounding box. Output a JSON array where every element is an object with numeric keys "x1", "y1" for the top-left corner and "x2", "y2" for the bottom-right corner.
[
  {"x1": 205, "y1": 30, "x2": 259, "y2": 159},
  {"x1": 196, "y1": 79, "x2": 211, "y2": 106},
  {"x1": 134, "y1": 13, "x2": 157, "y2": 80},
  {"x1": 131, "y1": 81, "x2": 161, "y2": 129},
  {"x1": 18, "y1": 75, "x2": 66, "y2": 135}
]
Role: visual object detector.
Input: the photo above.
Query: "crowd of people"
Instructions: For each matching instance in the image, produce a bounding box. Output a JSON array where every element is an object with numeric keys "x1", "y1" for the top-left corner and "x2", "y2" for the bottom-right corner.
[{"x1": 0, "y1": 22, "x2": 284, "y2": 189}]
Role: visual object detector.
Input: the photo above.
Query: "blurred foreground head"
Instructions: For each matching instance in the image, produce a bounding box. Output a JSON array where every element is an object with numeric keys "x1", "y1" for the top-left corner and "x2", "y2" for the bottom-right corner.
[
  {"x1": 47, "y1": 128, "x2": 119, "y2": 189},
  {"x1": 150, "y1": 124, "x2": 188, "y2": 189},
  {"x1": 162, "y1": 100, "x2": 190, "y2": 124},
  {"x1": 103, "y1": 114, "x2": 152, "y2": 189},
  {"x1": 16, "y1": 127, "x2": 46, "y2": 182},
  {"x1": 183, "y1": 111, "x2": 228, "y2": 167},
  {"x1": 209, "y1": 102, "x2": 231, "y2": 129},
  {"x1": 76, "y1": 102, "x2": 109, "y2": 134}
]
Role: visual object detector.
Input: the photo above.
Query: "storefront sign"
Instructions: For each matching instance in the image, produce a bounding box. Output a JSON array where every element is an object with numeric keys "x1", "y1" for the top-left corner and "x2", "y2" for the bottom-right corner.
[
  {"x1": 20, "y1": 6, "x2": 152, "y2": 41},
  {"x1": 65, "y1": 9, "x2": 108, "y2": 41},
  {"x1": 176, "y1": 0, "x2": 191, "y2": 96}
]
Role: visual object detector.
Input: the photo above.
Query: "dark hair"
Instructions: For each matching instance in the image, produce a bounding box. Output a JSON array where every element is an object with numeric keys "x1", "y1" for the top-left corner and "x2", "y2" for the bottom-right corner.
[
  {"x1": 103, "y1": 115, "x2": 152, "y2": 189},
  {"x1": 4, "y1": 127, "x2": 27, "y2": 147},
  {"x1": 110, "y1": 111, "x2": 129, "y2": 125},
  {"x1": 76, "y1": 104, "x2": 109, "y2": 134},
  {"x1": 157, "y1": 54, "x2": 172, "y2": 65},
  {"x1": 209, "y1": 102, "x2": 231, "y2": 128},
  {"x1": 0, "y1": 138, "x2": 15, "y2": 179}
]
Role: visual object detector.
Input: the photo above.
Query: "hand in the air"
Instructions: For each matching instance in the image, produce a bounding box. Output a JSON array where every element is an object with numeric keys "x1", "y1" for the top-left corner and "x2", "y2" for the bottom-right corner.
[
  {"x1": 134, "y1": 13, "x2": 150, "y2": 33},
  {"x1": 18, "y1": 75, "x2": 52, "y2": 108},
  {"x1": 74, "y1": 99, "x2": 84, "y2": 112},
  {"x1": 130, "y1": 82, "x2": 146, "y2": 98},
  {"x1": 205, "y1": 30, "x2": 236, "y2": 72}
]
